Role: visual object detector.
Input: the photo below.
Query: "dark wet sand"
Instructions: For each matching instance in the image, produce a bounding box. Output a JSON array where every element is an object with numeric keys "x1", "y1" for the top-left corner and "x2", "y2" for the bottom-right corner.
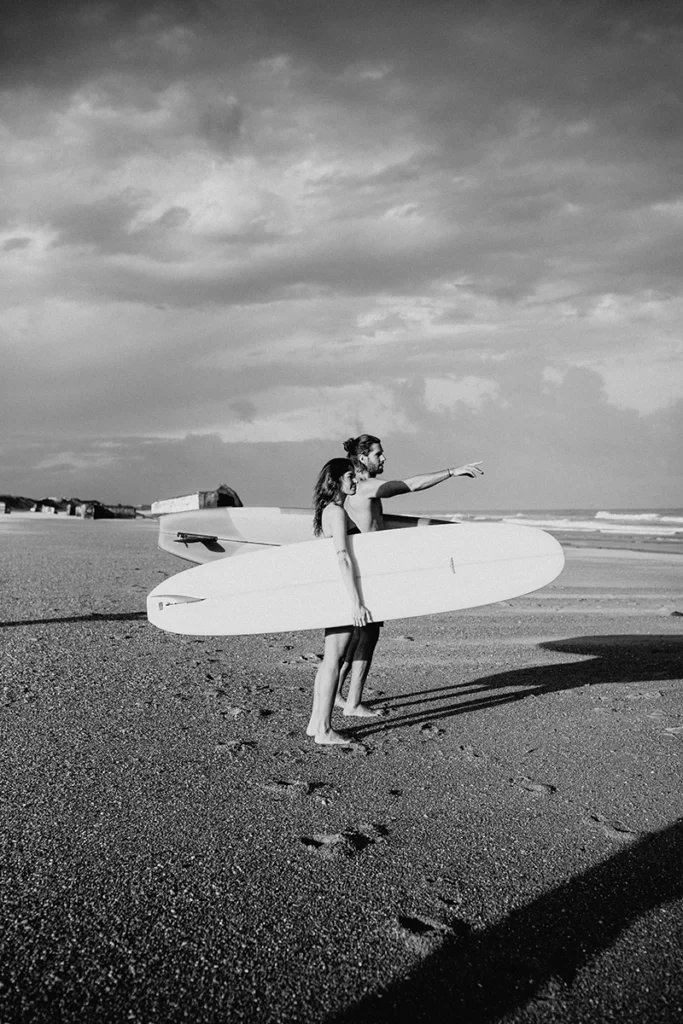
[{"x1": 1, "y1": 515, "x2": 682, "y2": 1023}]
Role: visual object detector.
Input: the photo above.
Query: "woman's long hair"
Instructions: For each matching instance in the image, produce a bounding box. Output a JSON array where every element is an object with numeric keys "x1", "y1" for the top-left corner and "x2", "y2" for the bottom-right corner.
[{"x1": 312, "y1": 458, "x2": 354, "y2": 537}]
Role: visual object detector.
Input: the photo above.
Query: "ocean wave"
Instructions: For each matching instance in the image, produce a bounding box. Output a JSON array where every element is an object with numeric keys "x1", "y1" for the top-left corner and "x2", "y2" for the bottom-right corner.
[
  {"x1": 595, "y1": 510, "x2": 683, "y2": 524},
  {"x1": 596, "y1": 511, "x2": 659, "y2": 521},
  {"x1": 422, "y1": 508, "x2": 683, "y2": 536},
  {"x1": 501, "y1": 516, "x2": 683, "y2": 536}
]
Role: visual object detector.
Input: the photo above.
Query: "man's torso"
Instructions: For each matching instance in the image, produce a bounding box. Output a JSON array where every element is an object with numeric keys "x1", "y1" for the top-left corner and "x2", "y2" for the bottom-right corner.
[{"x1": 343, "y1": 492, "x2": 384, "y2": 533}]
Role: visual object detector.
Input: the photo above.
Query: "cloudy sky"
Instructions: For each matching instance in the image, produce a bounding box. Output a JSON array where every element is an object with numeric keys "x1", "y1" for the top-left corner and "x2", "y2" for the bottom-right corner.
[{"x1": 1, "y1": 0, "x2": 682, "y2": 509}]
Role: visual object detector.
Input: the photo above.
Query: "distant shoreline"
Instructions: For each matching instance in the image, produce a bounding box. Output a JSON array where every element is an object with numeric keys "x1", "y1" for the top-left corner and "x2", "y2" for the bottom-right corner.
[{"x1": 3, "y1": 510, "x2": 682, "y2": 557}]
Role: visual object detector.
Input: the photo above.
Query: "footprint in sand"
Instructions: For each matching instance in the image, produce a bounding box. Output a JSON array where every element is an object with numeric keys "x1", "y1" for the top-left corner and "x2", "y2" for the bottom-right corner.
[
  {"x1": 418, "y1": 723, "x2": 445, "y2": 740},
  {"x1": 518, "y1": 777, "x2": 557, "y2": 796},
  {"x1": 260, "y1": 779, "x2": 340, "y2": 804},
  {"x1": 299, "y1": 830, "x2": 375, "y2": 860},
  {"x1": 218, "y1": 706, "x2": 245, "y2": 719},
  {"x1": 315, "y1": 740, "x2": 370, "y2": 756},
  {"x1": 311, "y1": 782, "x2": 341, "y2": 806},
  {"x1": 584, "y1": 810, "x2": 644, "y2": 843},
  {"x1": 203, "y1": 683, "x2": 226, "y2": 697},
  {"x1": 214, "y1": 740, "x2": 257, "y2": 756},
  {"x1": 457, "y1": 744, "x2": 486, "y2": 761},
  {"x1": 357, "y1": 822, "x2": 390, "y2": 842},
  {"x1": 262, "y1": 779, "x2": 312, "y2": 799},
  {"x1": 171, "y1": 690, "x2": 193, "y2": 703},
  {"x1": 434, "y1": 893, "x2": 465, "y2": 912},
  {"x1": 392, "y1": 913, "x2": 469, "y2": 956}
]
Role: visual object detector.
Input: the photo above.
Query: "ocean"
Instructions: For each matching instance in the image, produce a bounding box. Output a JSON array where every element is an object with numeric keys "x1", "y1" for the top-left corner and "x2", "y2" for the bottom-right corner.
[{"x1": 427, "y1": 508, "x2": 683, "y2": 540}]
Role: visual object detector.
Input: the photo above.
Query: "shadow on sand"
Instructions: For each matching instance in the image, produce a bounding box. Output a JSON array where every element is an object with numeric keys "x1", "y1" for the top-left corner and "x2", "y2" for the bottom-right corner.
[
  {"x1": 330, "y1": 816, "x2": 683, "y2": 1023},
  {"x1": 353, "y1": 634, "x2": 683, "y2": 737},
  {"x1": 0, "y1": 611, "x2": 147, "y2": 628}
]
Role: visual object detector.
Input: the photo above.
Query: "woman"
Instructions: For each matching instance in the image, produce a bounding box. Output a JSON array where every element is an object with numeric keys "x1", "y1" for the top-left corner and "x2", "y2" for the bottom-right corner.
[{"x1": 306, "y1": 458, "x2": 371, "y2": 745}]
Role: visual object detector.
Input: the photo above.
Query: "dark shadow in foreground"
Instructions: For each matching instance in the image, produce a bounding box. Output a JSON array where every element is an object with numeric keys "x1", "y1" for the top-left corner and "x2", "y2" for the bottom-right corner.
[
  {"x1": 330, "y1": 817, "x2": 683, "y2": 1024},
  {"x1": 353, "y1": 634, "x2": 683, "y2": 737},
  {"x1": 0, "y1": 612, "x2": 147, "y2": 628}
]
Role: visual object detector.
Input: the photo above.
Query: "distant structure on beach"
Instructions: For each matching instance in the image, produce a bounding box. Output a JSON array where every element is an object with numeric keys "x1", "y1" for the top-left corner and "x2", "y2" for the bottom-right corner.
[
  {"x1": 0, "y1": 495, "x2": 33, "y2": 512},
  {"x1": 103, "y1": 503, "x2": 138, "y2": 519},
  {"x1": 31, "y1": 498, "x2": 64, "y2": 514},
  {"x1": 78, "y1": 501, "x2": 137, "y2": 519},
  {"x1": 0, "y1": 494, "x2": 145, "y2": 518},
  {"x1": 1, "y1": 493, "x2": 156, "y2": 518},
  {"x1": 151, "y1": 484, "x2": 243, "y2": 516}
]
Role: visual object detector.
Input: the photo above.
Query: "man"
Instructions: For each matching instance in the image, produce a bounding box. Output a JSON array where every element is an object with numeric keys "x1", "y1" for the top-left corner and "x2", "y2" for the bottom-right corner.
[{"x1": 336, "y1": 433, "x2": 484, "y2": 718}]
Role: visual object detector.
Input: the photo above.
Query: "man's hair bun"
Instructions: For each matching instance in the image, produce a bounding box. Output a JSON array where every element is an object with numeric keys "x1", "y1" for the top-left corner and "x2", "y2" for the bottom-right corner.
[{"x1": 343, "y1": 434, "x2": 380, "y2": 461}]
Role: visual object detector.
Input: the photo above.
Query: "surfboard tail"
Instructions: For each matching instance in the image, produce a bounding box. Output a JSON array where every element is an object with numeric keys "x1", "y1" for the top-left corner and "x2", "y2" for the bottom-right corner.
[{"x1": 147, "y1": 593, "x2": 206, "y2": 627}]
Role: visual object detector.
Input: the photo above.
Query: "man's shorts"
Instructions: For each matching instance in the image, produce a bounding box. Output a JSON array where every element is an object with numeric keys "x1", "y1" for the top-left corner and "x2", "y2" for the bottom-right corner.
[{"x1": 325, "y1": 622, "x2": 384, "y2": 635}]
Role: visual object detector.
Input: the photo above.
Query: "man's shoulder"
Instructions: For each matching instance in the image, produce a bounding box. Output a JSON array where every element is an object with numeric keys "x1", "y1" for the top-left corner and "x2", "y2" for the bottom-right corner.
[{"x1": 353, "y1": 480, "x2": 380, "y2": 499}]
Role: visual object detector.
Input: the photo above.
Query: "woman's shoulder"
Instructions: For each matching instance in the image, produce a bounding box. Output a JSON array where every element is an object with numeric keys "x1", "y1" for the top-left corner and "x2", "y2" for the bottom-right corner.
[{"x1": 320, "y1": 501, "x2": 349, "y2": 536}]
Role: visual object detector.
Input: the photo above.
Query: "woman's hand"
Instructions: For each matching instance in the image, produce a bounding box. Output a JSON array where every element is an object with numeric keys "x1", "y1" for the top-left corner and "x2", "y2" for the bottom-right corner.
[{"x1": 353, "y1": 603, "x2": 372, "y2": 627}]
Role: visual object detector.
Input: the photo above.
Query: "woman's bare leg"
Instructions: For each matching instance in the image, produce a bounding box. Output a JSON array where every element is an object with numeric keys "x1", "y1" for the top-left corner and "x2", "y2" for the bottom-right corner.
[{"x1": 306, "y1": 628, "x2": 355, "y2": 744}]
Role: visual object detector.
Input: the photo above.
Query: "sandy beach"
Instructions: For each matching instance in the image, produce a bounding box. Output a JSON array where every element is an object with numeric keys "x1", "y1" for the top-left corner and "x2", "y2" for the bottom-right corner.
[{"x1": 1, "y1": 514, "x2": 682, "y2": 1023}]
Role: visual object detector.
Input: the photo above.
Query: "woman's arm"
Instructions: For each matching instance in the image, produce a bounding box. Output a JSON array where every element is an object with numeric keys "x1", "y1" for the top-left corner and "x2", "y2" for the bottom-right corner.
[{"x1": 325, "y1": 505, "x2": 371, "y2": 627}]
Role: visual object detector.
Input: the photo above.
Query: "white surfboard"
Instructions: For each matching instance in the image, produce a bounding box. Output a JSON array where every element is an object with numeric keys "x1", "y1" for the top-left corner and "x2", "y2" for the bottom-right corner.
[
  {"x1": 147, "y1": 523, "x2": 564, "y2": 636},
  {"x1": 158, "y1": 506, "x2": 453, "y2": 564}
]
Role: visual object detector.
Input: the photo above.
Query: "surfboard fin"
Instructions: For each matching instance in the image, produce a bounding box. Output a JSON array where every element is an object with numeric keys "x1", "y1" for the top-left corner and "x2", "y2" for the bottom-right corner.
[
  {"x1": 175, "y1": 532, "x2": 219, "y2": 543},
  {"x1": 153, "y1": 594, "x2": 205, "y2": 612}
]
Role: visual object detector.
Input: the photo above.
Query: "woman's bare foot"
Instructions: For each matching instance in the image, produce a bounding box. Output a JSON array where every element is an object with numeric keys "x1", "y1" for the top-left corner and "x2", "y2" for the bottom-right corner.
[
  {"x1": 314, "y1": 728, "x2": 353, "y2": 745},
  {"x1": 342, "y1": 704, "x2": 387, "y2": 719}
]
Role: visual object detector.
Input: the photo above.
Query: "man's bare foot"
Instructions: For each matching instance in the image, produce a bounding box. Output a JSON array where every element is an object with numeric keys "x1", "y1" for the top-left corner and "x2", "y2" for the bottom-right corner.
[
  {"x1": 333, "y1": 693, "x2": 347, "y2": 710},
  {"x1": 306, "y1": 721, "x2": 317, "y2": 736},
  {"x1": 314, "y1": 728, "x2": 353, "y2": 745},
  {"x1": 342, "y1": 704, "x2": 388, "y2": 718}
]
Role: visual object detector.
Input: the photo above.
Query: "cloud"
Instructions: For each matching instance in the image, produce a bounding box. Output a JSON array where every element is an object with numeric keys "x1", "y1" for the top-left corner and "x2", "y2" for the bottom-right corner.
[
  {"x1": 424, "y1": 376, "x2": 500, "y2": 411},
  {"x1": 59, "y1": 79, "x2": 243, "y2": 162},
  {"x1": 33, "y1": 448, "x2": 122, "y2": 473},
  {"x1": 1, "y1": 0, "x2": 681, "y2": 505},
  {"x1": 2, "y1": 236, "x2": 30, "y2": 250}
]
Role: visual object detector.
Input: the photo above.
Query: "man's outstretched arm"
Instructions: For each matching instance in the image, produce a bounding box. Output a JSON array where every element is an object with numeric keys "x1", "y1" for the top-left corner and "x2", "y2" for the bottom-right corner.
[{"x1": 370, "y1": 462, "x2": 483, "y2": 499}]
